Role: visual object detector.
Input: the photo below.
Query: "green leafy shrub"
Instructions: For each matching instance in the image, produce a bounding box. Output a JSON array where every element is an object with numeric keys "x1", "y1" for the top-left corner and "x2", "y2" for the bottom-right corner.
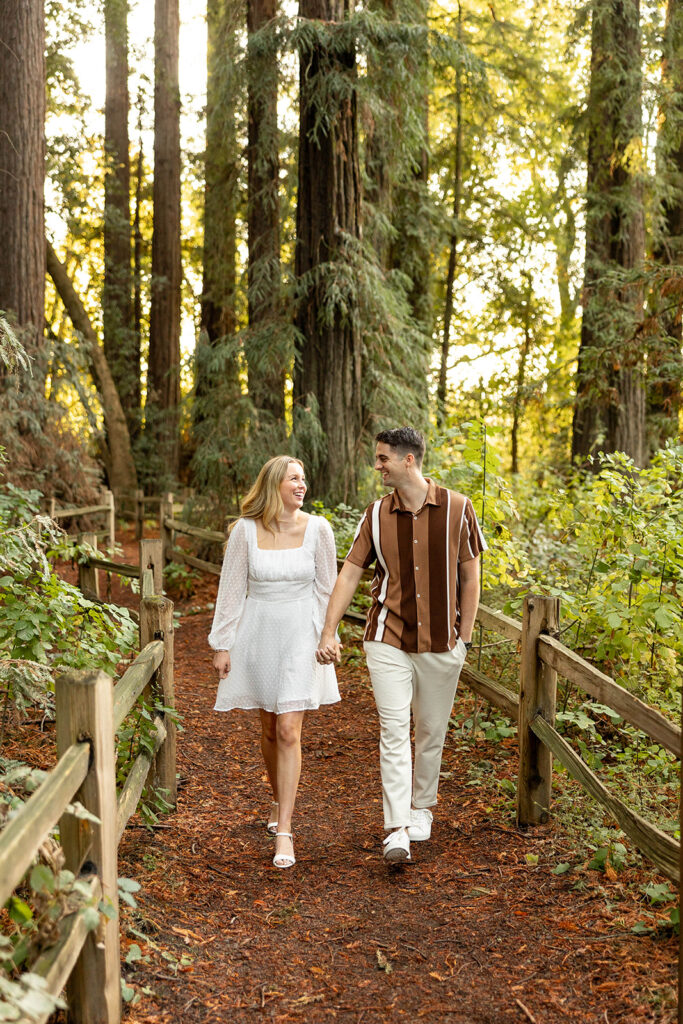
[
  {"x1": 0, "y1": 478, "x2": 137, "y2": 737},
  {"x1": 515, "y1": 446, "x2": 683, "y2": 707}
]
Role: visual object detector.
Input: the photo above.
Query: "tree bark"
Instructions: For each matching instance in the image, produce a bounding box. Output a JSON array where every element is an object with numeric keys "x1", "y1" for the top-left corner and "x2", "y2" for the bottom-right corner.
[
  {"x1": 46, "y1": 241, "x2": 138, "y2": 494},
  {"x1": 149, "y1": 0, "x2": 182, "y2": 481},
  {"x1": 133, "y1": 130, "x2": 144, "y2": 393},
  {"x1": 246, "y1": 0, "x2": 284, "y2": 420},
  {"x1": 0, "y1": 0, "x2": 45, "y2": 350},
  {"x1": 650, "y1": 0, "x2": 683, "y2": 449},
  {"x1": 572, "y1": 0, "x2": 646, "y2": 467},
  {"x1": 363, "y1": 0, "x2": 396, "y2": 272},
  {"x1": 294, "y1": 0, "x2": 362, "y2": 501},
  {"x1": 196, "y1": 0, "x2": 241, "y2": 426},
  {"x1": 103, "y1": 0, "x2": 136, "y2": 433},
  {"x1": 389, "y1": 0, "x2": 432, "y2": 362},
  {"x1": 437, "y1": 5, "x2": 464, "y2": 428}
]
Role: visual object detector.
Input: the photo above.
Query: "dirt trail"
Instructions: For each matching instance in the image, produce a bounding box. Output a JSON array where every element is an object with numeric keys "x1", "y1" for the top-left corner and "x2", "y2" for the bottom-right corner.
[{"x1": 90, "y1": 533, "x2": 677, "y2": 1022}]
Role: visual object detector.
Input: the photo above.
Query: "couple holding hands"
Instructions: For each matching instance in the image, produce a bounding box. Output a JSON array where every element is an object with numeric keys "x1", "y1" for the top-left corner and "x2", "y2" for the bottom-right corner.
[{"x1": 208, "y1": 427, "x2": 486, "y2": 869}]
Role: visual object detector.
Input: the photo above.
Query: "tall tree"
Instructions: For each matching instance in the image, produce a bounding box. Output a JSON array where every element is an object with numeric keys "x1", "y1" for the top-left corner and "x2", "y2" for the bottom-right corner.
[
  {"x1": 436, "y1": 0, "x2": 464, "y2": 426},
  {"x1": 200, "y1": 0, "x2": 240, "y2": 355},
  {"x1": 294, "y1": 0, "x2": 362, "y2": 500},
  {"x1": 191, "y1": 0, "x2": 248, "y2": 501},
  {"x1": 194, "y1": 0, "x2": 242, "y2": 449},
  {"x1": 245, "y1": 0, "x2": 284, "y2": 420},
  {"x1": 0, "y1": 0, "x2": 45, "y2": 348},
  {"x1": 650, "y1": 0, "x2": 683, "y2": 448},
  {"x1": 46, "y1": 241, "x2": 138, "y2": 494},
  {"x1": 103, "y1": 0, "x2": 136, "y2": 437},
  {"x1": 389, "y1": 0, "x2": 432, "y2": 341},
  {"x1": 148, "y1": 0, "x2": 182, "y2": 481},
  {"x1": 572, "y1": 0, "x2": 646, "y2": 466}
]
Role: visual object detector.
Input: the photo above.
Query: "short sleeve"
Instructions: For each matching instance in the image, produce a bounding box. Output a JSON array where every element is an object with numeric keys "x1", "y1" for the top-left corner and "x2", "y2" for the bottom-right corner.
[
  {"x1": 458, "y1": 498, "x2": 488, "y2": 563},
  {"x1": 208, "y1": 518, "x2": 249, "y2": 650},
  {"x1": 344, "y1": 507, "x2": 376, "y2": 569}
]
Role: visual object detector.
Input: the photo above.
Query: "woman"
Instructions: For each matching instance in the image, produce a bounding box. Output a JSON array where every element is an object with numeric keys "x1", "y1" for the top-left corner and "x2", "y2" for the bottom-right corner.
[{"x1": 208, "y1": 456, "x2": 339, "y2": 868}]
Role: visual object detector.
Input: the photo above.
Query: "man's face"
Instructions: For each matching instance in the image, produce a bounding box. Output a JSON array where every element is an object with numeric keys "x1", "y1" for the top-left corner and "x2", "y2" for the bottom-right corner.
[{"x1": 374, "y1": 443, "x2": 410, "y2": 488}]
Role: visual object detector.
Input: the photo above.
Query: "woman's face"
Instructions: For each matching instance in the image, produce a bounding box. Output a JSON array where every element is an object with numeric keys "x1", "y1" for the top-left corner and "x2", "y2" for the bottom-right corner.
[{"x1": 279, "y1": 462, "x2": 307, "y2": 513}]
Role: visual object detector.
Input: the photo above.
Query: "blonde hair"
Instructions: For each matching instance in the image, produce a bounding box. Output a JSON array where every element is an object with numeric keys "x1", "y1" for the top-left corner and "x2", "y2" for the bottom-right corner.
[{"x1": 230, "y1": 456, "x2": 305, "y2": 536}]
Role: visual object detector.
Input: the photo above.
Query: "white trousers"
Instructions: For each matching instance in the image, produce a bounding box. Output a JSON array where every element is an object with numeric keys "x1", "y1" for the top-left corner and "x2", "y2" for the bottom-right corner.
[{"x1": 364, "y1": 640, "x2": 466, "y2": 829}]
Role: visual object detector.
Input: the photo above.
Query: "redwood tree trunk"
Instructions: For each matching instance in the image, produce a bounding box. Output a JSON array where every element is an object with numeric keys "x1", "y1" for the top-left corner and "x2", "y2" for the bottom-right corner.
[
  {"x1": 650, "y1": 0, "x2": 683, "y2": 449},
  {"x1": 0, "y1": 1, "x2": 45, "y2": 349},
  {"x1": 103, "y1": 0, "x2": 136, "y2": 433},
  {"x1": 246, "y1": 0, "x2": 283, "y2": 420},
  {"x1": 47, "y1": 241, "x2": 138, "y2": 494},
  {"x1": 149, "y1": 0, "x2": 182, "y2": 480},
  {"x1": 572, "y1": 0, "x2": 646, "y2": 466},
  {"x1": 195, "y1": 0, "x2": 242, "y2": 439},
  {"x1": 294, "y1": 0, "x2": 362, "y2": 501}
]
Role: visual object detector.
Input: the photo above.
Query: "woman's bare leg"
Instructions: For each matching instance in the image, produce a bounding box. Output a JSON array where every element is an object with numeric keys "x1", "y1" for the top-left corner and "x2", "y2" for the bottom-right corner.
[
  {"x1": 259, "y1": 710, "x2": 279, "y2": 801},
  {"x1": 274, "y1": 711, "x2": 305, "y2": 861}
]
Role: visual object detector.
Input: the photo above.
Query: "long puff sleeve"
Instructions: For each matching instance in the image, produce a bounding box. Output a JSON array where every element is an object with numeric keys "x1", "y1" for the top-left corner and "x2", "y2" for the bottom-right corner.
[
  {"x1": 312, "y1": 517, "x2": 338, "y2": 640},
  {"x1": 208, "y1": 518, "x2": 249, "y2": 651}
]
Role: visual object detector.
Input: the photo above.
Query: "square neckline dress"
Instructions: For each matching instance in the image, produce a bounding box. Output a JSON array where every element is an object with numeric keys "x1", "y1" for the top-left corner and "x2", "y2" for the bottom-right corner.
[{"x1": 209, "y1": 515, "x2": 340, "y2": 714}]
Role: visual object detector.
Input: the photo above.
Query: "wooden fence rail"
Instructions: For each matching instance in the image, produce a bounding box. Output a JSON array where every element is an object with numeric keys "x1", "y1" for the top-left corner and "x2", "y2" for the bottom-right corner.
[
  {"x1": 50, "y1": 490, "x2": 116, "y2": 551},
  {"x1": 116, "y1": 491, "x2": 189, "y2": 541},
  {"x1": 0, "y1": 563, "x2": 176, "y2": 1024},
  {"x1": 459, "y1": 594, "x2": 680, "y2": 884}
]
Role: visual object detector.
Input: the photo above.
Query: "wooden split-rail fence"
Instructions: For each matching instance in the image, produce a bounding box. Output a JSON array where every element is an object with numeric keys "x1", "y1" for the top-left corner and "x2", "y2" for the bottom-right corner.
[
  {"x1": 0, "y1": 541, "x2": 175, "y2": 1024},
  {"x1": 160, "y1": 510, "x2": 681, "y2": 885},
  {"x1": 49, "y1": 491, "x2": 116, "y2": 552}
]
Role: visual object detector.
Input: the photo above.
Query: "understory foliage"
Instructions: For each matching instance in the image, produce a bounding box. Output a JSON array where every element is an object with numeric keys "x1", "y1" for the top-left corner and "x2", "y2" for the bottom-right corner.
[
  {"x1": 515, "y1": 445, "x2": 683, "y2": 707},
  {"x1": 0, "y1": 479, "x2": 137, "y2": 736}
]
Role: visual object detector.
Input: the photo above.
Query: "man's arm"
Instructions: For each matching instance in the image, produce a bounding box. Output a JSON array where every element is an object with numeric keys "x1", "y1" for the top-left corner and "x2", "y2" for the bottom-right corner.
[
  {"x1": 458, "y1": 556, "x2": 480, "y2": 643},
  {"x1": 315, "y1": 561, "x2": 366, "y2": 664}
]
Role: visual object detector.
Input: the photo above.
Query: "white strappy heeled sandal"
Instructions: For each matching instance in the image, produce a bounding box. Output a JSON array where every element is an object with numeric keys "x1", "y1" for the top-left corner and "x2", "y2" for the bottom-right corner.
[
  {"x1": 266, "y1": 802, "x2": 279, "y2": 836},
  {"x1": 273, "y1": 832, "x2": 295, "y2": 869}
]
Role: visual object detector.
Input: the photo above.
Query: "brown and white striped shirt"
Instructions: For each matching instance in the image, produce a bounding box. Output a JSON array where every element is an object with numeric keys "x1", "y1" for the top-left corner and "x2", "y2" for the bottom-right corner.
[{"x1": 345, "y1": 479, "x2": 487, "y2": 654}]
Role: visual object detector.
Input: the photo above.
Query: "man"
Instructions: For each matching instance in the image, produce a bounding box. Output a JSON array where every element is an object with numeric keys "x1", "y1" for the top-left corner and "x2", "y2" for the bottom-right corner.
[{"x1": 316, "y1": 427, "x2": 486, "y2": 864}]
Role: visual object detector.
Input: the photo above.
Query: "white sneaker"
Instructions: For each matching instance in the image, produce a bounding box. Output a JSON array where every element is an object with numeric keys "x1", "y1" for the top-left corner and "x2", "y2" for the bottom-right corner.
[
  {"x1": 407, "y1": 807, "x2": 433, "y2": 841},
  {"x1": 382, "y1": 827, "x2": 411, "y2": 863}
]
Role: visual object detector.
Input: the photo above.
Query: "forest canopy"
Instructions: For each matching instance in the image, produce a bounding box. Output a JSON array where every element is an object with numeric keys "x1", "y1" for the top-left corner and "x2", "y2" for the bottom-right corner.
[{"x1": 0, "y1": 0, "x2": 681, "y2": 508}]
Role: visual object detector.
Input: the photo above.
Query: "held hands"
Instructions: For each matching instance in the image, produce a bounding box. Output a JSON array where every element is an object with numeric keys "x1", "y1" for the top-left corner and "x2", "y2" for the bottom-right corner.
[
  {"x1": 315, "y1": 631, "x2": 342, "y2": 665},
  {"x1": 213, "y1": 650, "x2": 231, "y2": 679}
]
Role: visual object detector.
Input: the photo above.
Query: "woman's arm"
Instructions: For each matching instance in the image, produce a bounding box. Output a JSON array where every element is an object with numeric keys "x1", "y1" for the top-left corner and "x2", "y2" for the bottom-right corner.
[
  {"x1": 208, "y1": 519, "x2": 249, "y2": 668},
  {"x1": 312, "y1": 518, "x2": 338, "y2": 639},
  {"x1": 315, "y1": 561, "x2": 365, "y2": 664}
]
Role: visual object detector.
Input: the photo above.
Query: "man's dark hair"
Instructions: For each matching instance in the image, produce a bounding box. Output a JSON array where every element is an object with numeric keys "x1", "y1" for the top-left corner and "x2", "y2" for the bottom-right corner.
[{"x1": 375, "y1": 427, "x2": 426, "y2": 466}]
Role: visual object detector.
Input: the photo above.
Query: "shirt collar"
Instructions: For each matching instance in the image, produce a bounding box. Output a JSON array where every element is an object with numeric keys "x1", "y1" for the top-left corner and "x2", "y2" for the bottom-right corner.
[{"x1": 389, "y1": 478, "x2": 441, "y2": 513}]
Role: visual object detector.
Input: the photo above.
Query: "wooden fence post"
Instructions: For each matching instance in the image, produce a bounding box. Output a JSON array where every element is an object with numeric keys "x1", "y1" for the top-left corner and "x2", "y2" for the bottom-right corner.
[
  {"x1": 78, "y1": 532, "x2": 100, "y2": 600},
  {"x1": 55, "y1": 669, "x2": 121, "y2": 1024},
  {"x1": 140, "y1": 595, "x2": 177, "y2": 806},
  {"x1": 517, "y1": 594, "x2": 560, "y2": 826},
  {"x1": 139, "y1": 539, "x2": 164, "y2": 596},
  {"x1": 135, "y1": 488, "x2": 144, "y2": 540},
  {"x1": 49, "y1": 496, "x2": 56, "y2": 520},
  {"x1": 159, "y1": 492, "x2": 174, "y2": 565}
]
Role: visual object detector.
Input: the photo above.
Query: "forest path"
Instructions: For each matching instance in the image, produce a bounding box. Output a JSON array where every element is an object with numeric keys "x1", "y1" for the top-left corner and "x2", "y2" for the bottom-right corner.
[{"x1": 104, "y1": 531, "x2": 676, "y2": 1024}]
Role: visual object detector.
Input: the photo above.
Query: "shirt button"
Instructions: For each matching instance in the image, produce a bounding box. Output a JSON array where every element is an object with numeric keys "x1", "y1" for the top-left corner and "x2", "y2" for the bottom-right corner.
[
  {"x1": 417, "y1": 593, "x2": 421, "y2": 597},
  {"x1": 414, "y1": 539, "x2": 418, "y2": 543},
  {"x1": 415, "y1": 566, "x2": 419, "y2": 570},
  {"x1": 418, "y1": 621, "x2": 422, "y2": 626}
]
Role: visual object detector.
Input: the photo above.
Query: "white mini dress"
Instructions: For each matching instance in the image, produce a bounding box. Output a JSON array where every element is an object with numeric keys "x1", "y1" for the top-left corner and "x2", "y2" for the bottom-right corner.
[{"x1": 208, "y1": 515, "x2": 340, "y2": 714}]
